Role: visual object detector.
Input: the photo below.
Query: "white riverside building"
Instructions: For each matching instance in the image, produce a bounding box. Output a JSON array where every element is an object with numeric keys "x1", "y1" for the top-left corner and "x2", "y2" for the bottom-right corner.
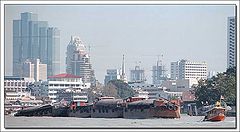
[
  {"x1": 4, "y1": 76, "x2": 35, "y2": 102},
  {"x1": 47, "y1": 73, "x2": 90, "y2": 103},
  {"x1": 170, "y1": 59, "x2": 207, "y2": 87},
  {"x1": 129, "y1": 83, "x2": 181, "y2": 100},
  {"x1": 227, "y1": 16, "x2": 236, "y2": 68}
]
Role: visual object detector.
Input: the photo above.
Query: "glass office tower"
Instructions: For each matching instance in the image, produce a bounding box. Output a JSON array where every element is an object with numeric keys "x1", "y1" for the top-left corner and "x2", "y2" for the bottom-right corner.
[{"x1": 13, "y1": 12, "x2": 60, "y2": 77}]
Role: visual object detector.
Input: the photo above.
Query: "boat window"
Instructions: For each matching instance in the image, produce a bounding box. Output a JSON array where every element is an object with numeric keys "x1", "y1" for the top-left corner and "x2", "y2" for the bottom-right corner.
[
  {"x1": 106, "y1": 109, "x2": 108, "y2": 113},
  {"x1": 93, "y1": 109, "x2": 95, "y2": 113},
  {"x1": 99, "y1": 109, "x2": 101, "y2": 113}
]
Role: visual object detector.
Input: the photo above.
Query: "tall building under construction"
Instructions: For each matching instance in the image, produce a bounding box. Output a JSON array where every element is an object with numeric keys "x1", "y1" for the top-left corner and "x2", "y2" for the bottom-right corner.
[
  {"x1": 152, "y1": 56, "x2": 167, "y2": 85},
  {"x1": 130, "y1": 64, "x2": 146, "y2": 83}
]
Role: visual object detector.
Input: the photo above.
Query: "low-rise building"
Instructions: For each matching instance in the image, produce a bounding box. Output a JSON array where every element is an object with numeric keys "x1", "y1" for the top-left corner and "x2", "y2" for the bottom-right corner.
[
  {"x1": 57, "y1": 88, "x2": 88, "y2": 103},
  {"x1": 47, "y1": 73, "x2": 91, "y2": 103},
  {"x1": 4, "y1": 76, "x2": 35, "y2": 103},
  {"x1": 161, "y1": 79, "x2": 197, "y2": 92}
]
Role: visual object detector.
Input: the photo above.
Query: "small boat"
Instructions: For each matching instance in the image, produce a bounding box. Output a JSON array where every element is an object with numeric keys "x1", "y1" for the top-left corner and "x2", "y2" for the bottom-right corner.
[{"x1": 203, "y1": 101, "x2": 225, "y2": 121}]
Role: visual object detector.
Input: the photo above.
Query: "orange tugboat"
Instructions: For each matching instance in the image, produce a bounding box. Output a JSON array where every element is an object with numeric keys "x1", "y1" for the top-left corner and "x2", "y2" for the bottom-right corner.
[{"x1": 204, "y1": 101, "x2": 225, "y2": 121}]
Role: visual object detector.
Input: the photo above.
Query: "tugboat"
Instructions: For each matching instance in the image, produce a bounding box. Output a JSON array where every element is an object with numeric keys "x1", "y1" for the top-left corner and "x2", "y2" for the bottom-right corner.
[{"x1": 203, "y1": 100, "x2": 226, "y2": 121}]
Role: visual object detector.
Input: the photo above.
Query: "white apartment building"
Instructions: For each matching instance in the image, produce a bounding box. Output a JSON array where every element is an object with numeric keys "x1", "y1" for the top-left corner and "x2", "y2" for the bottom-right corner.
[
  {"x1": 47, "y1": 73, "x2": 91, "y2": 103},
  {"x1": 22, "y1": 59, "x2": 47, "y2": 81},
  {"x1": 4, "y1": 76, "x2": 35, "y2": 102},
  {"x1": 227, "y1": 16, "x2": 236, "y2": 68},
  {"x1": 104, "y1": 69, "x2": 121, "y2": 85},
  {"x1": 129, "y1": 83, "x2": 166, "y2": 99},
  {"x1": 161, "y1": 79, "x2": 196, "y2": 92},
  {"x1": 171, "y1": 59, "x2": 207, "y2": 82}
]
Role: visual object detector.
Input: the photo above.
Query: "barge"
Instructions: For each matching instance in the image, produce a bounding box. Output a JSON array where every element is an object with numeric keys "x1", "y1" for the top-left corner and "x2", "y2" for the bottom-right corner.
[{"x1": 14, "y1": 97, "x2": 181, "y2": 119}]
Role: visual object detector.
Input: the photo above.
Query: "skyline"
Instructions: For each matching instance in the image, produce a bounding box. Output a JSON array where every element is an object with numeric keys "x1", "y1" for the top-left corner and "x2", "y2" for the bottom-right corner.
[{"x1": 4, "y1": 5, "x2": 235, "y2": 83}]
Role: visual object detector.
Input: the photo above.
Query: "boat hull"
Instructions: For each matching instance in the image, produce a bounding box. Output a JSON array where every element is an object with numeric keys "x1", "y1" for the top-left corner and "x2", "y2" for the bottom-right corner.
[
  {"x1": 204, "y1": 106, "x2": 225, "y2": 122},
  {"x1": 206, "y1": 113, "x2": 225, "y2": 121}
]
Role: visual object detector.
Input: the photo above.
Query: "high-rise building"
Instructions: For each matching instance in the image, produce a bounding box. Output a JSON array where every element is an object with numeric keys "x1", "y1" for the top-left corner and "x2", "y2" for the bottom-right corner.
[
  {"x1": 13, "y1": 12, "x2": 60, "y2": 77},
  {"x1": 171, "y1": 59, "x2": 207, "y2": 80},
  {"x1": 47, "y1": 27, "x2": 60, "y2": 76},
  {"x1": 22, "y1": 60, "x2": 34, "y2": 79},
  {"x1": 152, "y1": 58, "x2": 167, "y2": 84},
  {"x1": 104, "y1": 69, "x2": 121, "y2": 85},
  {"x1": 22, "y1": 59, "x2": 47, "y2": 81},
  {"x1": 227, "y1": 16, "x2": 236, "y2": 68},
  {"x1": 130, "y1": 65, "x2": 146, "y2": 83},
  {"x1": 66, "y1": 36, "x2": 95, "y2": 84},
  {"x1": 120, "y1": 55, "x2": 128, "y2": 83}
]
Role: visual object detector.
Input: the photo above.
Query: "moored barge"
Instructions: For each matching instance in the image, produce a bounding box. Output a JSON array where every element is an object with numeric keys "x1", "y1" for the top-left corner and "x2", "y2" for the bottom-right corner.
[{"x1": 123, "y1": 98, "x2": 180, "y2": 119}]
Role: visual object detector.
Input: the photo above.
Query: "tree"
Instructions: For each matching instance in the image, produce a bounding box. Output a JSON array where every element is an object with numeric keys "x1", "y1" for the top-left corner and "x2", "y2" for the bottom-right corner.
[{"x1": 195, "y1": 67, "x2": 236, "y2": 106}]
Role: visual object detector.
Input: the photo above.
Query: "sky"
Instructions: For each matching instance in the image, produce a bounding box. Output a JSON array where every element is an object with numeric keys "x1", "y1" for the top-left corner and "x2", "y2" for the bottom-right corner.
[{"x1": 4, "y1": 4, "x2": 235, "y2": 84}]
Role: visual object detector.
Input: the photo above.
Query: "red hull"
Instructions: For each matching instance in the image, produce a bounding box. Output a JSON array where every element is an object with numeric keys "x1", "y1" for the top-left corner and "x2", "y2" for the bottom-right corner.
[{"x1": 207, "y1": 114, "x2": 225, "y2": 121}]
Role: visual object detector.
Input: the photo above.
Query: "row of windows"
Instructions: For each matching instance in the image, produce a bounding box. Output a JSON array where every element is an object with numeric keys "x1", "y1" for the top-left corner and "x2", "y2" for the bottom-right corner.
[
  {"x1": 228, "y1": 46, "x2": 235, "y2": 50},
  {"x1": 185, "y1": 74, "x2": 206, "y2": 76},
  {"x1": 49, "y1": 84, "x2": 87, "y2": 87},
  {"x1": 6, "y1": 88, "x2": 26, "y2": 91},
  {"x1": 4, "y1": 82, "x2": 30, "y2": 87},
  {"x1": 185, "y1": 69, "x2": 207, "y2": 71},
  {"x1": 185, "y1": 63, "x2": 206, "y2": 65},
  {"x1": 185, "y1": 77, "x2": 205, "y2": 79},
  {"x1": 185, "y1": 71, "x2": 206, "y2": 74},
  {"x1": 185, "y1": 67, "x2": 207, "y2": 69}
]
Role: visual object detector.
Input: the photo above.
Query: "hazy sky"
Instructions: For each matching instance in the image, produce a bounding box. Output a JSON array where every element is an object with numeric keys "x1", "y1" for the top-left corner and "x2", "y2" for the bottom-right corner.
[{"x1": 4, "y1": 5, "x2": 235, "y2": 84}]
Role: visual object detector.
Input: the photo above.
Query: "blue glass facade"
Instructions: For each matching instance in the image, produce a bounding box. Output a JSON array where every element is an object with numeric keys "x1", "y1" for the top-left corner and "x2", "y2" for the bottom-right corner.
[
  {"x1": 47, "y1": 27, "x2": 60, "y2": 76},
  {"x1": 13, "y1": 12, "x2": 60, "y2": 77}
]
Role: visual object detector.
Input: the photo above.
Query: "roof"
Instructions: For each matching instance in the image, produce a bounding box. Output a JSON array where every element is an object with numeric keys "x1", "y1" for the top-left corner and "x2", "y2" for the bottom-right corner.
[
  {"x1": 127, "y1": 99, "x2": 155, "y2": 106},
  {"x1": 182, "y1": 91, "x2": 196, "y2": 102},
  {"x1": 48, "y1": 73, "x2": 81, "y2": 79},
  {"x1": 95, "y1": 99, "x2": 123, "y2": 107}
]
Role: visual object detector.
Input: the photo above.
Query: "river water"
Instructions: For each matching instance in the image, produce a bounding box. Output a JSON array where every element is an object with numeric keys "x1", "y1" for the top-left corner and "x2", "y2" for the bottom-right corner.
[{"x1": 4, "y1": 114, "x2": 236, "y2": 129}]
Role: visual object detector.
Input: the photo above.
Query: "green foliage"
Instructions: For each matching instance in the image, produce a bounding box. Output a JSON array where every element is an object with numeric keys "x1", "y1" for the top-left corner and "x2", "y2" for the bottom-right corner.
[
  {"x1": 103, "y1": 80, "x2": 135, "y2": 99},
  {"x1": 195, "y1": 67, "x2": 236, "y2": 106}
]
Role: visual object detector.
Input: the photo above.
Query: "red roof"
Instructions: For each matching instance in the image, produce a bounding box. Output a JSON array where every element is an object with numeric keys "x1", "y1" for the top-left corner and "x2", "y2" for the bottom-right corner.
[
  {"x1": 182, "y1": 91, "x2": 196, "y2": 102},
  {"x1": 48, "y1": 73, "x2": 81, "y2": 79}
]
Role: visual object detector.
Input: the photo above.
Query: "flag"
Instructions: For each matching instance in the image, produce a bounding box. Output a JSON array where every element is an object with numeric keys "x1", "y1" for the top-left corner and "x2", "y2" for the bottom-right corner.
[{"x1": 220, "y1": 95, "x2": 224, "y2": 100}]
